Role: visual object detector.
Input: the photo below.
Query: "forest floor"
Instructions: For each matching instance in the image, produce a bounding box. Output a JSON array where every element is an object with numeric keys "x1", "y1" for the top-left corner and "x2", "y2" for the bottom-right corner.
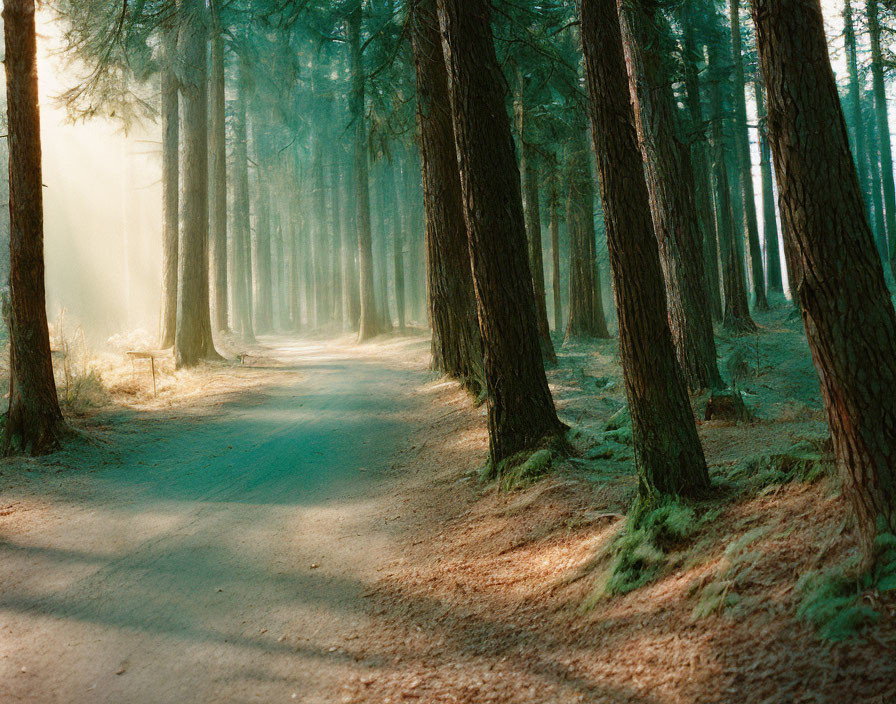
[{"x1": 0, "y1": 310, "x2": 894, "y2": 703}]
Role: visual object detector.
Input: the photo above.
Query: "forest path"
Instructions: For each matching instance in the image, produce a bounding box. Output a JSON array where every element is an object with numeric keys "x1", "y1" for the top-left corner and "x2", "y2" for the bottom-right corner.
[{"x1": 0, "y1": 336, "x2": 432, "y2": 704}]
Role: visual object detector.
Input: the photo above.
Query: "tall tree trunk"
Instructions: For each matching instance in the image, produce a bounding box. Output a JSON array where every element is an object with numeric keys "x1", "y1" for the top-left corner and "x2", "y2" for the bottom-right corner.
[
  {"x1": 390, "y1": 157, "x2": 406, "y2": 331},
  {"x1": 729, "y1": 0, "x2": 769, "y2": 311},
  {"x1": 619, "y1": 0, "x2": 723, "y2": 392},
  {"x1": 565, "y1": 129, "x2": 610, "y2": 341},
  {"x1": 175, "y1": 0, "x2": 219, "y2": 367},
  {"x1": 867, "y1": 0, "x2": 896, "y2": 274},
  {"x1": 708, "y1": 37, "x2": 758, "y2": 333},
  {"x1": 865, "y1": 92, "x2": 888, "y2": 259},
  {"x1": 844, "y1": 0, "x2": 873, "y2": 233},
  {"x1": 346, "y1": 3, "x2": 382, "y2": 340},
  {"x1": 376, "y1": 163, "x2": 392, "y2": 330},
  {"x1": 752, "y1": 0, "x2": 896, "y2": 565},
  {"x1": 232, "y1": 57, "x2": 254, "y2": 342},
  {"x1": 160, "y1": 24, "x2": 180, "y2": 348},
  {"x1": 2, "y1": 0, "x2": 66, "y2": 455},
  {"x1": 548, "y1": 157, "x2": 563, "y2": 332},
  {"x1": 579, "y1": 0, "x2": 710, "y2": 499},
  {"x1": 209, "y1": 8, "x2": 228, "y2": 333},
  {"x1": 437, "y1": 0, "x2": 565, "y2": 470},
  {"x1": 311, "y1": 125, "x2": 328, "y2": 327},
  {"x1": 680, "y1": 3, "x2": 723, "y2": 322},
  {"x1": 252, "y1": 118, "x2": 274, "y2": 334},
  {"x1": 516, "y1": 79, "x2": 556, "y2": 364},
  {"x1": 330, "y1": 162, "x2": 344, "y2": 328},
  {"x1": 411, "y1": 0, "x2": 483, "y2": 392},
  {"x1": 341, "y1": 160, "x2": 361, "y2": 331},
  {"x1": 754, "y1": 77, "x2": 784, "y2": 295}
]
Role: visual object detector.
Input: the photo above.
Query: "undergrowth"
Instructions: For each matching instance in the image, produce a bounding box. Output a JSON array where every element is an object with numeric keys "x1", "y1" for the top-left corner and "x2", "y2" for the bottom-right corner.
[
  {"x1": 586, "y1": 499, "x2": 718, "y2": 604},
  {"x1": 797, "y1": 529, "x2": 896, "y2": 641},
  {"x1": 722, "y1": 438, "x2": 833, "y2": 494}
]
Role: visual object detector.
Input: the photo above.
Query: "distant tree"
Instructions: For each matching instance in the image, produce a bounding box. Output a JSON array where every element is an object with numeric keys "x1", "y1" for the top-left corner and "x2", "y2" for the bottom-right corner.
[
  {"x1": 728, "y1": 0, "x2": 768, "y2": 311},
  {"x1": 2, "y1": 0, "x2": 67, "y2": 454},
  {"x1": 578, "y1": 0, "x2": 710, "y2": 499},
  {"x1": 437, "y1": 0, "x2": 566, "y2": 472},
  {"x1": 866, "y1": 0, "x2": 896, "y2": 275},
  {"x1": 754, "y1": 77, "x2": 784, "y2": 296},
  {"x1": 210, "y1": 0, "x2": 228, "y2": 333},
  {"x1": 752, "y1": 0, "x2": 896, "y2": 565}
]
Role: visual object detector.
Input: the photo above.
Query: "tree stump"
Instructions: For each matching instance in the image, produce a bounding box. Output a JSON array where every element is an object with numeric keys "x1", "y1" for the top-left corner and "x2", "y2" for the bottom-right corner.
[{"x1": 704, "y1": 390, "x2": 752, "y2": 422}]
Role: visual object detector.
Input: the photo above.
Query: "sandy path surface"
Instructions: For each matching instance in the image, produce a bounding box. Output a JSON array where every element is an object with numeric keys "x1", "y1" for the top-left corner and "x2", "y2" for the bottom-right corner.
[{"x1": 0, "y1": 338, "x2": 429, "y2": 704}]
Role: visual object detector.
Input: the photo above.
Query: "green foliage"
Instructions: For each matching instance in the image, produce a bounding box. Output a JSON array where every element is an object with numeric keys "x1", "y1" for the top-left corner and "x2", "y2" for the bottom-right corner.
[
  {"x1": 480, "y1": 434, "x2": 569, "y2": 488},
  {"x1": 726, "y1": 439, "x2": 833, "y2": 491},
  {"x1": 601, "y1": 500, "x2": 698, "y2": 596},
  {"x1": 603, "y1": 405, "x2": 632, "y2": 446},
  {"x1": 797, "y1": 530, "x2": 896, "y2": 641}
]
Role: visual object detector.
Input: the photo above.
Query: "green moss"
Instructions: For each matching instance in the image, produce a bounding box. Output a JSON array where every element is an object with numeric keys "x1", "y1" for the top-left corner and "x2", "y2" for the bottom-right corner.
[
  {"x1": 726, "y1": 438, "x2": 833, "y2": 490},
  {"x1": 480, "y1": 434, "x2": 570, "y2": 488},
  {"x1": 597, "y1": 499, "x2": 699, "y2": 597},
  {"x1": 797, "y1": 530, "x2": 896, "y2": 641}
]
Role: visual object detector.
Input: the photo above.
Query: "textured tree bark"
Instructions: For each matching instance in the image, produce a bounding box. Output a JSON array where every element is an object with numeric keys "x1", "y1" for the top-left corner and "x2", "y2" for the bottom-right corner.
[
  {"x1": 619, "y1": 0, "x2": 723, "y2": 392},
  {"x1": 411, "y1": 0, "x2": 483, "y2": 393},
  {"x1": 729, "y1": 0, "x2": 768, "y2": 311},
  {"x1": 579, "y1": 0, "x2": 710, "y2": 499},
  {"x1": 159, "y1": 24, "x2": 179, "y2": 348},
  {"x1": 708, "y1": 38, "x2": 757, "y2": 334},
  {"x1": 175, "y1": 0, "x2": 220, "y2": 368},
  {"x1": 375, "y1": 163, "x2": 393, "y2": 331},
  {"x1": 232, "y1": 56, "x2": 254, "y2": 342},
  {"x1": 2, "y1": 0, "x2": 66, "y2": 455},
  {"x1": 866, "y1": 0, "x2": 896, "y2": 274},
  {"x1": 437, "y1": 0, "x2": 565, "y2": 469},
  {"x1": 209, "y1": 8, "x2": 228, "y2": 333},
  {"x1": 752, "y1": 0, "x2": 896, "y2": 563},
  {"x1": 679, "y1": 4, "x2": 723, "y2": 323},
  {"x1": 311, "y1": 121, "x2": 328, "y2": 328},
  {"x1": 754, "y1": 78, "x2": 784, "y2": 295},
  {"x1": 565, "y1": 128, "x2": 610, "y2": 341},
  {"x1": 346, "y1": 2, "x2": 382, "y2": 341}
]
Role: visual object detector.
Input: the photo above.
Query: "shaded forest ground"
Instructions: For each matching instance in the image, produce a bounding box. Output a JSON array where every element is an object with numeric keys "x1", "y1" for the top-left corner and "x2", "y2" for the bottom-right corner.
[{"x1": 0, "y1": 311, "x2": 893, "y2": 702}]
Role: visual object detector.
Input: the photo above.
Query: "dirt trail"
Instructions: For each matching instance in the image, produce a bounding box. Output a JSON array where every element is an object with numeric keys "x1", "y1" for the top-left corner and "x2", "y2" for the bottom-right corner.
[{"x1": 0, "y1": 337, "x2": 430, "y2": 704}]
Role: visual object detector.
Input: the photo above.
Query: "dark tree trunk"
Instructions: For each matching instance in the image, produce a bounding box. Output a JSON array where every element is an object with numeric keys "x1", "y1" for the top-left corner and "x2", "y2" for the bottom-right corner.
[
  {"x1": 868, "y1": 0, "x2": 896, "y2": 275},
  {"x1": 619, "y1": 0, "x2": 723, "y2": 392},
  {"x1": 2, "y1": 0, "x2": 66, "y2": 455},
  {"x1": 375, "y1": 164, "x2": 392, "y2": 331},
  {"x1": 680, "y1": 3, "x2": 723, "y2": 322},
  {"x1": 436, "y1": 0, "x2": 565, "y2": 469},
  {"x1": 754, "y1": 77, "x2": 784, "y2": 295},
  {"x1": 565, "y1": 129, "x2": 610, "y2": 341},
  {"x1": 411, "y1": 0, "x2": 483, "y2": 392},
  {"x1": 729, "y1": 0, "x2": 769, "y2": 311},
  {"x1": 160, "y1": 24, "x2": 179, "y2": 348},
  {"x1": 210, "y1": 8, "x2": 228, "y2": 333},
  {"x1": 346, "y1": 3, "x2": 382, "y2": 340},
  {"x1": 752, "y1": 0, "x2": 896, "y2": 564},
  {"x1": 175, "y1": 0, "x2": 219, "y2": 367},
  {"x1": 708, "y1": 38, "x2": 758, "y2": 334},
  {"x1": 579, "y1": 0, "x2": 710, "y2": 499},
  {"x1": 232, "y1": 56, "x2": 254, "y2": 342}
]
